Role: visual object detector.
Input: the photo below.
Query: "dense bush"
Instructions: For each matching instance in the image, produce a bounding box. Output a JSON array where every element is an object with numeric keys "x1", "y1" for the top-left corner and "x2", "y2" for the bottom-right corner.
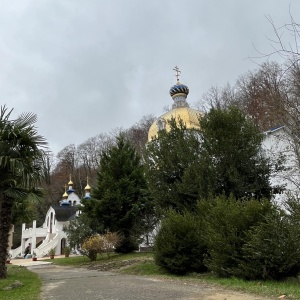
[
  {"x1": 154, "y1": 210, "x2": 207, "y2": 275},
  {"x1": 82, "y1": 235, "x2": 101, "y2": 261},
  {"x1": 154, "y1": 194, "x2": 300, "y2": 281},
  {"x1": 198, "y1": 195, "x2": 272, "y2": 277},
  {"x1": 82, "y1": 232, "x2": 122, "y2": 261},
  {"x1": 239, "y1": 206, "x2": 300, "y2": 280}
]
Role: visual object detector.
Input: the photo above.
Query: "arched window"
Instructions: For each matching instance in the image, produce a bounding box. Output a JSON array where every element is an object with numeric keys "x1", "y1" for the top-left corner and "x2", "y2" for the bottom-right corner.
[{"x1": 157, "y1": 118, "x2": 166, "y2": 131}]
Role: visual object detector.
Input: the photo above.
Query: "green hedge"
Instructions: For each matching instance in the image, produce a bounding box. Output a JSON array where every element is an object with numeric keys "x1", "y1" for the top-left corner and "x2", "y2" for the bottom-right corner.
[
  {"x1": 154, "y1": 209, "x2": 207, "y2": 275},
  {"x1": 199, "y1": 195, "x2": 272, "y2": 278}
]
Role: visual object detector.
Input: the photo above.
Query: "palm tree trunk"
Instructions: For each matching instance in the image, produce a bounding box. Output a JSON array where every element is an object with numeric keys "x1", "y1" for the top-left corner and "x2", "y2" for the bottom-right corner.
[{"x1": 0, "y1": 192, "x2": 13, "y2": 279}]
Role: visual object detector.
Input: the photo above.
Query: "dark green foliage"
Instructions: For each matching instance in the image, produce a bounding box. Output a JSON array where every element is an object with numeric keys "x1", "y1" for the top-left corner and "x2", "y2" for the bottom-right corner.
[
  {"x1": 64, "y1": 213, "x2": 95, "y2": 250},
  {"x1": 199, "y1": 106, "x2": 277, "y2": 200},
  {"x1": 239, "y1": 201, "x2": 300, "y2": 280},
  {"x1": 146, "y1": 117, "x2": 202, "y2": 213},
  {"x1": 146, "y1": 107, "x2": 278, "y2": 218},
  {"x1": 83, "y1": 133, "x2": 153, "y2": 253},
  {"x1": 199, "y1": 195, "x2": 272, "y2": 278},
  {"x1": 148, "y1": 106, "x2": 286, "y2": 280},
  {"x1": 154, "y1": 210, "x2": 207, "y2": 275}
]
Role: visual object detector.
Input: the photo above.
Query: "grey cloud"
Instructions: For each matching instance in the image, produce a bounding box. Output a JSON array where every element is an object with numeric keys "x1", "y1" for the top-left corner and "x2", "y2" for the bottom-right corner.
[{"x1": 0, "y1": 0, "x2": 299, "y2": 153}]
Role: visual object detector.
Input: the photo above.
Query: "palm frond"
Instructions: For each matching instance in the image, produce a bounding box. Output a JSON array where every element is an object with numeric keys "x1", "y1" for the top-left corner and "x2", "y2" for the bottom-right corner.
[
  {"x1": 0, "y1": 105, "x2": 13, "y2": 123},
  {"x1": 4, "y1": 187, "x2": 28, "y2": 200},
  {"x1": 15, "y1": 112, "x2": 37, "y2": 128}
]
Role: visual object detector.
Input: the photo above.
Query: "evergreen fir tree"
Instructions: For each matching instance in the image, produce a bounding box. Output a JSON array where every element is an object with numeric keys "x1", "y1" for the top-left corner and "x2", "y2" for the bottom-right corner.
[
  {"x1": 145, "y1": 117, "x2": 202, "y2": 213},
  {"x1": 83, "y1": 133, "x2": 152, "y2": 253},
  {"x1": 145, "y1": 107, "x2": 281, "y2": 214},
  {"x1": 199, "y1": 106, "x2": 280, "y2": 200}
]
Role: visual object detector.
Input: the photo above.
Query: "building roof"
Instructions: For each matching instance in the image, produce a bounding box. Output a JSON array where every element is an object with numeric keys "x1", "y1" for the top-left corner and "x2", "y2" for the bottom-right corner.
[
  {"x1": 52, "y1": 205, "x2": 78, "y2": 222},
  {"x1": 148, "y1": 106, "x2": 202, "y2": 142}
]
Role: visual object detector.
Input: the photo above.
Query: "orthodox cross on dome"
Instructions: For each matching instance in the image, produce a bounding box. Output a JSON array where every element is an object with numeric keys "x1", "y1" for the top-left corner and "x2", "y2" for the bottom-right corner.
[
  {"x1": 85, "y1": 176, "x2": 91, "y2": 190},
  {"x1": 68, "y1": 174, "x2": 73, "y2": 185},
  {"x1": 173, "y1": 66, "x2": 181, "y2": 82},
  {"x1": 62, "y1": 184, "x2": 68, "y2": 199}
]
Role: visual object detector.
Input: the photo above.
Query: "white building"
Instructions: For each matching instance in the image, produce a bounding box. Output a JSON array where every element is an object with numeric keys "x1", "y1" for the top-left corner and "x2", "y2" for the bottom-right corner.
[
  {"x1": 10, "y1": 177, "x2": 91, "y2": 258},
  {"x1": 262, "y1": 126, "x2": 300, "y2": 203}
]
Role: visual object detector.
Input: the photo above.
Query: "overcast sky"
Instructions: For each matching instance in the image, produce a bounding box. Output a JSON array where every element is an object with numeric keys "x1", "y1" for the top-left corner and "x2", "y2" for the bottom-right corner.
[{"x1": 1, "y1": 0, "x2": 299, "y2": 154}]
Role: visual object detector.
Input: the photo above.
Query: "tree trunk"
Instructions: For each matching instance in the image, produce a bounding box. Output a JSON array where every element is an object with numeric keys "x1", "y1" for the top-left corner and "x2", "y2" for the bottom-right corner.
[{"x1": 0, "y1": 192, "x2": 13, "y2": 279}]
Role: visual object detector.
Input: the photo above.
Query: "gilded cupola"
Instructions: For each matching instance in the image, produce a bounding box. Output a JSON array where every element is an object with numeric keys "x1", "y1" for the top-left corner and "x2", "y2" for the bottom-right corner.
[{"x1": 148, "y1": 67, "x2": 202, "y2": 142}]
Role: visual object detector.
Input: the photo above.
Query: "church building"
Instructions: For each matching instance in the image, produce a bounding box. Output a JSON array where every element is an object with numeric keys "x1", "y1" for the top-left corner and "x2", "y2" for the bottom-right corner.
[
  {"x1": 10, "y1": 177, "x2": 91, "y2": 258},
  {"x1": 9, "y1": 67, "x2": 299, "y2": 258}
]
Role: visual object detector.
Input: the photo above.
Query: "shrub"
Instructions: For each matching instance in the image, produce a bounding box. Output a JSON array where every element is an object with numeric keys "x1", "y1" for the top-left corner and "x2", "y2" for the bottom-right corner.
[
  {"x1": 115, "y1": 234, "x2": 138, "y2": 254},
  {"x1": 63, "y1": 246, "x2": 71, "y2": 256},
  {"x1": 103, "y1": 232, "x2": 123, "y2": 255},
  {"x1": 239, "y1": 207, "x2": 300, "y2": 280},
  {"x1": 82, "y1": 235, "x2": 102, "y2": 261},
  {"x1": 82, "y1": 232, "x2": 122, "y2": 261},
  {"x1": 199, "y1": 195, "x2": 272, "y2": 277},
  {"x1": 49, "y1": 248, "x2": 55, "y2": 256},
  {"x1": 154, "y1": 210, "x2": 207, "y2": 275}
]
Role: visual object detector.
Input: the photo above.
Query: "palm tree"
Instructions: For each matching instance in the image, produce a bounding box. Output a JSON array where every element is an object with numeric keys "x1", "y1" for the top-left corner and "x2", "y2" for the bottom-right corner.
[{"x1": 0, "y1": 106, "x2": 46, "y2": 279}]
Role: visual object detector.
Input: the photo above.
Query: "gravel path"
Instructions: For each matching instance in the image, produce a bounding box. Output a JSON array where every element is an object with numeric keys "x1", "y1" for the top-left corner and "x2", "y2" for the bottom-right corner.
[{"x1": 28, "y1": 264, "x2": 275, "y2": 300}]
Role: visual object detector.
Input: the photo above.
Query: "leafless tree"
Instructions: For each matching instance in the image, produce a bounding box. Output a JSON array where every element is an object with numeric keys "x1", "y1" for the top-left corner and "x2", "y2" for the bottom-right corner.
[
  {"x1": 125, "y1": 114, "x2": 156, "y2": 161},
  {"x1": 77, "y1": 133, "x2": 115, "y2": 186},
  {"x1": 260, "y1": 12, "x2": 300, "y2": 64},
  {"x1": 197, "y1": 83, "x2": 237, "y2": 112}
]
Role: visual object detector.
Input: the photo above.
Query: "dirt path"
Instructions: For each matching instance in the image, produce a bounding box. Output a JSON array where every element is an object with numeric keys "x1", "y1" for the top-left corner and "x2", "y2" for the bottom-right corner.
[{"x1": 28, "y1": 264, "x2": 275, "y2": 300}]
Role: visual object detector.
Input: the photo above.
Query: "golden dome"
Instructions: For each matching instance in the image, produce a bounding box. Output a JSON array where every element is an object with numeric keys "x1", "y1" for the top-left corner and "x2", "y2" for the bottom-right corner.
[
  {"x1": 148, "y1": 68, "x2": 203, "y2": 142},
  {"x1": 62, "y1": 184, "x2": 68, "y2": 199},
  {"x1": 68, "y1": 174, "x2": 73, "y2": 185},
  {"x1": 148, "y1": 106, "x2": 203, "y2": 142},
  {"x1": 84, "y1": 176, "x2": 91, "y2": 190}
]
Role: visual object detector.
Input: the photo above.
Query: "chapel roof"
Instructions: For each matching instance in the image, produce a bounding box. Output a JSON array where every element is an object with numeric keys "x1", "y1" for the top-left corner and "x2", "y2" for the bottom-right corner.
[{"x1": 52, "y1": 206, "x2": 77, "y2": 222}]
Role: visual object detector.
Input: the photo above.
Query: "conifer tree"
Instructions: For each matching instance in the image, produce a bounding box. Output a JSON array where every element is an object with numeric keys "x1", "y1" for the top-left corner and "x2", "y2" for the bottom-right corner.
[
  {"x1": 145, "y1": 117, "x2": 202, "y2": 213},
  {"x1": 199, "y1": 106, "x2": 279, "y2": 200},
  {"x1": 83, "y1": 133, "x2": 152, "y2": 253},
  {"x1": 145, "y1": 107, "x2": 280, "y2": 214}
]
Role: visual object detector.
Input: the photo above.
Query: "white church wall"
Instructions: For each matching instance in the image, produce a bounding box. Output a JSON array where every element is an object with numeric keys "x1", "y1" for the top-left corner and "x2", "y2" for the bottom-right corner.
[{"x1": 262, "y1": 127, "x2": 300, "y2": 204}]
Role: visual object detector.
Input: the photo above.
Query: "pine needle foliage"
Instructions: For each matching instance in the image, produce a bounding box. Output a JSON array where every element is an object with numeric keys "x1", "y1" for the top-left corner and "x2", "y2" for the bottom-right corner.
[{"x1": 83, "y1": 133, "x2": 153, "y2": 253}]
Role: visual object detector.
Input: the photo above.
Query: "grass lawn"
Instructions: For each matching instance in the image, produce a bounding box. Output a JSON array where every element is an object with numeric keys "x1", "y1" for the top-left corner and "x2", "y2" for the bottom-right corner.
[
  {"x1": 120, "y1": 257, "x2": 300, "y2": 300},
  {"x1": 0, "y1": 265, "x2": 42, "y2": 300},
  {"x1": 194, "y1": 274, "x2": 300, "y2": 300}
]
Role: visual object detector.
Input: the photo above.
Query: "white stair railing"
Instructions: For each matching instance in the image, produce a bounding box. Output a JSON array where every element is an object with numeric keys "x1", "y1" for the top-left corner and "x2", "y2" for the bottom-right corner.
[
  {"x1": 9, "y1": 246, "x2": 22, "y2": 258},
  {"x1": 10, "y1": 240, "x2": 32, "y2": 258},
  {"x1": 35, "y1": 230, "x2": 60, "y2": 258}
]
